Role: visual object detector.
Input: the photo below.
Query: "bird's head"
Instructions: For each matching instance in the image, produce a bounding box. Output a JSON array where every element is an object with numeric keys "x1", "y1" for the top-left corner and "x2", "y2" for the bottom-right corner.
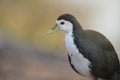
[{"x1": 47, "y1": 14, "x2": 80, "y2": 35}]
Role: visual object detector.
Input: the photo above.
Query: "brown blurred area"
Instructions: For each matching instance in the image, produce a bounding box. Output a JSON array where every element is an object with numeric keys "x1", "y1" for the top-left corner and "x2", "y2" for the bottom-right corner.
[
  {"x1": 0, "y1": 34, "x2": 90, "y2": 80},
  {"x1": 0, "y1": 0, "x2": 119, "y2": 80}
]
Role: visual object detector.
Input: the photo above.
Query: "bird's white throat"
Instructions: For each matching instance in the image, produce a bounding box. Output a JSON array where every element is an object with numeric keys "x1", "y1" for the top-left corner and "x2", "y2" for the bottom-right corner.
[{"x1": 65, "y1": 32, "x2": 92, "y2": 78}]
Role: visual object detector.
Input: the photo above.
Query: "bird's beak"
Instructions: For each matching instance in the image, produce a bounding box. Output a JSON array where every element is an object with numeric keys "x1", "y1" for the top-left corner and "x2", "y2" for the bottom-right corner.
[{"x1": 46, "y1": 24, "x2": 59, "y2": 35}]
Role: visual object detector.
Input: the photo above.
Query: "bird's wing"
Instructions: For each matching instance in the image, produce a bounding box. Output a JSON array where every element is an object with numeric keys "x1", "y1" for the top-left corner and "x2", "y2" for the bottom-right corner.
[{"x1": 75, "y1": 30, "x2": 120, "y2": 78}]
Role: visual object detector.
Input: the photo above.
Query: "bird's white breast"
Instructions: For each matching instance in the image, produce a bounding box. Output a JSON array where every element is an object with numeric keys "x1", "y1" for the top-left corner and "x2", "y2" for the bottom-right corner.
[{"x1": 65, "y1": 32, "x2": 92, "y2": 78}]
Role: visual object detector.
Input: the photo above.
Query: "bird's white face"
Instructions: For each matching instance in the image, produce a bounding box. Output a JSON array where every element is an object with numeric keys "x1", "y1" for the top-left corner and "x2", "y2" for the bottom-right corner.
[{"x1": 56, "y1": 19, "x2": 73, "y2": 33}]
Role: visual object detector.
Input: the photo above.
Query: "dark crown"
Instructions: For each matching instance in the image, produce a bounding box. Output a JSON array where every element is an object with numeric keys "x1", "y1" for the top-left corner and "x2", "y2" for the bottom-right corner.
[{"x1": 57, "y1": 14, "x2": 77, "y2": 24}]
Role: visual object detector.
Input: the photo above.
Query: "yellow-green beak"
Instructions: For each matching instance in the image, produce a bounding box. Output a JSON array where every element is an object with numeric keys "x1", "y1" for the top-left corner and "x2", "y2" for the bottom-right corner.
[{"x1": 46, "y1": 24, "x2": 59, "y2": 36}]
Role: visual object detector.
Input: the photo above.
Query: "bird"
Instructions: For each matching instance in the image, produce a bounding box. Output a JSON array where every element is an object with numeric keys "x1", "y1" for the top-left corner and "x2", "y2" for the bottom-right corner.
[{"x1": 47, "y1": 14, "x2": 120, "y2": 80}]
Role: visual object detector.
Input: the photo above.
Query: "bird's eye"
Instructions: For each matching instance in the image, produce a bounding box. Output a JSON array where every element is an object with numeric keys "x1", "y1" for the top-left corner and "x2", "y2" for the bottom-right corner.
[{"x1": 60, "y1": 22, "x2": 65, "y2": 25}]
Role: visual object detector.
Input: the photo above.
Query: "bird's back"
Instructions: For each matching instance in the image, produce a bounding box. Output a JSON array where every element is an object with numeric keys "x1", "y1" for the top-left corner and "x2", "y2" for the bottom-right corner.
[{"x1": 73, "y1": 29, "x2": 120, "y2": 79}]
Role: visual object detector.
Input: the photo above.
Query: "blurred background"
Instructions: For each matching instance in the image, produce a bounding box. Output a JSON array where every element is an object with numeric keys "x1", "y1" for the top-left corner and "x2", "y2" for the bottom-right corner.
[{"x1": 0, "y1": 0, "x2": 119, "y2": 80}]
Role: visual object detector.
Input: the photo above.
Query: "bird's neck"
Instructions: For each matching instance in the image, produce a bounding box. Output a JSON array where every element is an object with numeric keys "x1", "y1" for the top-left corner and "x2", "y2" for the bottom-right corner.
[
  {"x1": 72, "y1": 22, "x2": 84, "y2": 37},
  {"x1": 65, "y1": 32, "x2": 73, "y2": 36}
]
